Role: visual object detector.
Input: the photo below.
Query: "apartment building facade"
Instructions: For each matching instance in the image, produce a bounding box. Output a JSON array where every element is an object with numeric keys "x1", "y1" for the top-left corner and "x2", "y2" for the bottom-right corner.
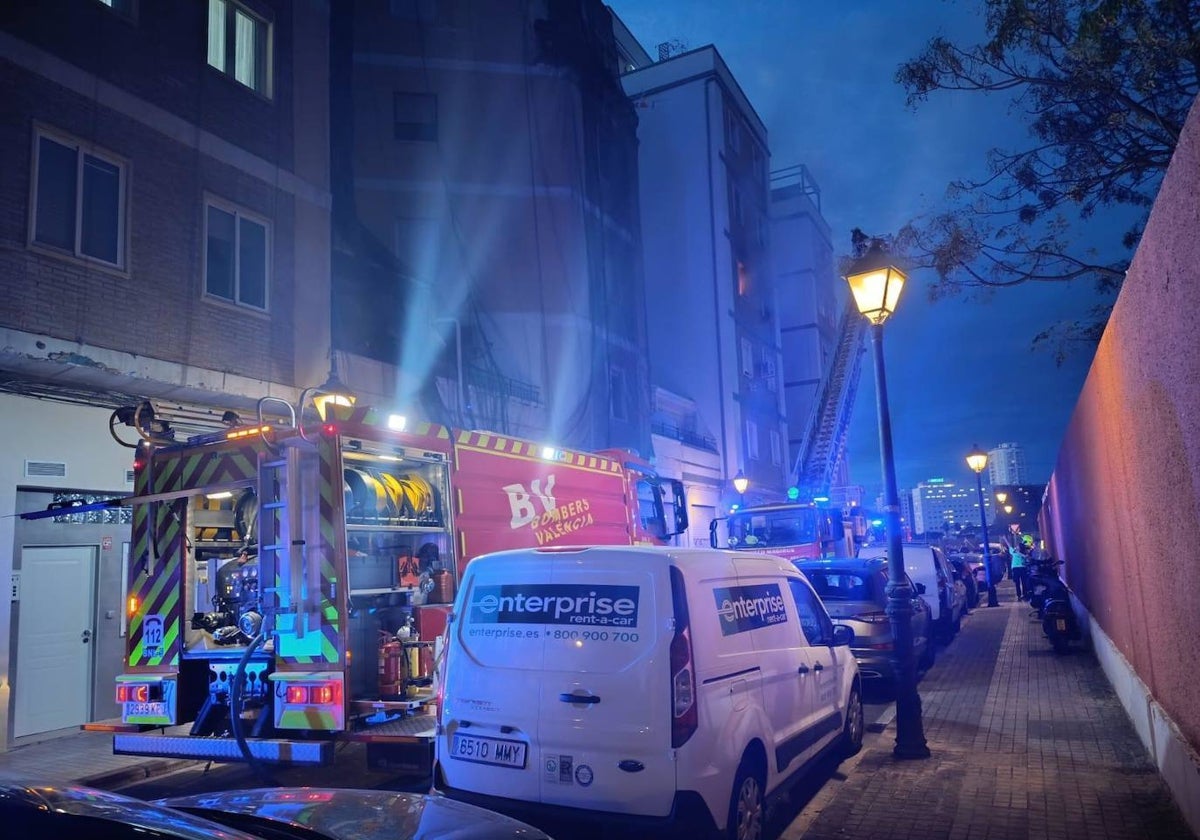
[
  {"x1": 0, "y1": 0, "x2": 331, "y2": 749},
  {"x1": 621, "y1": 44, "x2": 786, "y2": 519},
  {"x1": 335, "y1": 0, "x2": 652, "y2": 455}
]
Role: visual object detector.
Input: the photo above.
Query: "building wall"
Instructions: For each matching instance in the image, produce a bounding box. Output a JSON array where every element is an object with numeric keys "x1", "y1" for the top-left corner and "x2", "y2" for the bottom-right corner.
[
  {"x1": 0, "y1": 0, "x2": 331, "y2": 749},
  {"x1": 624, "y1": 46, "x2": 783, "y2": 505},
  {"x1": 1040, "y1": 95, "x2": 1200, "y2": 834},
  {"x1": 0, "y1": 395, "x2": 135, "y2": 750},
  {"x1": 770, "y1": 167, "x2": 843, "y2": 480},
  {"x1": 341, "y1": 0, "x2": 649, "y2": 454}
]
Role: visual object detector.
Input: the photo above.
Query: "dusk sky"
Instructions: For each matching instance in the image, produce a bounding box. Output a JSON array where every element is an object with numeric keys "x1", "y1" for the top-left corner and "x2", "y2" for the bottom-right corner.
[{"x1": 606, "y1": 0, "x2": 1125, "y2": 494}]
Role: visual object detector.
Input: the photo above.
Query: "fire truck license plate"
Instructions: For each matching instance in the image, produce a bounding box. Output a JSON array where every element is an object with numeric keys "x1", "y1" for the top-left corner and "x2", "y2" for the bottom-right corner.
[
  {"x1": 450, "y1": 733, "x2": 527, "y2": 768},
  {"x1": 1055, "y1": 619, "x2": 1067, "y2": 632},
  {"x1": 126, "y1": 701, "x2": 167, "y2": 718}
]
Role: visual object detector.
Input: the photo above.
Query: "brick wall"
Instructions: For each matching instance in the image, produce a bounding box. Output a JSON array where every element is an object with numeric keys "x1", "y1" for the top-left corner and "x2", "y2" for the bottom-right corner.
[{"x1": 0, "y1": 1, "x2": 306, "y2": 387}]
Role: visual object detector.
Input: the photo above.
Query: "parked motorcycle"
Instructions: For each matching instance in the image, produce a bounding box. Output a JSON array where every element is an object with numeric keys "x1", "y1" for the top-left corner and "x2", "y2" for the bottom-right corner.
[{"x1": 1028, "y1": 556, "x2": 1080, "y2": 654}]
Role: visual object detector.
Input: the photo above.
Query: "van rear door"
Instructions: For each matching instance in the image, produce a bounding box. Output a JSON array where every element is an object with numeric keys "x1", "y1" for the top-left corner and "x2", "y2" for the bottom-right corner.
[
  {"x1": 440, "y1": 552, "x2": 550, "y2": 802},
  {"x1": 535, "y1": 548, "x2": 676, "y2": 817}
]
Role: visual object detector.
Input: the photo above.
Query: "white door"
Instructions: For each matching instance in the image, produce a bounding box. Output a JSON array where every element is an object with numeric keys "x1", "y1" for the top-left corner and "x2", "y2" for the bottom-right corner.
[{"x1": 14, "y1": 546, "x2": 97, "y2": 738}]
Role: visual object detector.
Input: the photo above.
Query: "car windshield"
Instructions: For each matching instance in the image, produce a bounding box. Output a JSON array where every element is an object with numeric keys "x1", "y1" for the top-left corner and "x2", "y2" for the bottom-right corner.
[
  {"x1": 725, "y1": 508, "x2": 819, "y2": 547},
  {"x1": 802, "y1": 571, "x2": 870, "y2": 601}
]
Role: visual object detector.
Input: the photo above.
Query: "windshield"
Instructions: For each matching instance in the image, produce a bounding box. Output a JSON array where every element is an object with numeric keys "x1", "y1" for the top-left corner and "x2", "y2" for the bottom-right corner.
[{"x1": 725, "y1": 508, "x2": 819, "y2": 548}]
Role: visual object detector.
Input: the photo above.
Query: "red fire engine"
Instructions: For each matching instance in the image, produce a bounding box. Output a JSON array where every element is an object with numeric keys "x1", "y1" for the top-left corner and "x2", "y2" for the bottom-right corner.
[{"x1": 66, "y1": 396, "x2": 685, "y2": 771}]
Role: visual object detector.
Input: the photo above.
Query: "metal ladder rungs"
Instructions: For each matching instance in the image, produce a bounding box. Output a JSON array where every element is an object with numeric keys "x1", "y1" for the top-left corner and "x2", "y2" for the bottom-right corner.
[
  {"x1": 261, "y1": 501, "x2": 287, "y2": 510},
  {"x1": 260, "y1": 543, "x2": 286, "y2": 552}
]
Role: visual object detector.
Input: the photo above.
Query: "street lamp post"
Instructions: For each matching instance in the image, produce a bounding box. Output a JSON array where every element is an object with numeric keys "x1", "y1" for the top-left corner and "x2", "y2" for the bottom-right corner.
[
  {"x1": 733, "y1": 470, "x2": 748, "y2": 508},
  {"x1": 845, "y1": 241, "x2": 929, "y2": 760},
  {"x1": 966, "y1": 446, "x2": 999, "y2": 607}
]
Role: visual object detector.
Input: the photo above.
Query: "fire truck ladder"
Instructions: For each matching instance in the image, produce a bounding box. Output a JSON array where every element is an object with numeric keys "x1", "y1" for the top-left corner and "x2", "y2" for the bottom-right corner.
[
  {"x1": 790, "y1": 300, "x2": 868, "y2": 498},
  {"x1": 257, "y1": 442, "x2": 321, "y2": 654}
]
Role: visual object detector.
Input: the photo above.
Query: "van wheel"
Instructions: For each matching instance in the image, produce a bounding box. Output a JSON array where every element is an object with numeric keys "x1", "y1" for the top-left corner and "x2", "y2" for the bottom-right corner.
[
  {"x1": 841, "y1": 685, "x2": 864, "y2": 757},
  {"x1": 726, "y1": 759, "x2": 765, "y2": 840}
]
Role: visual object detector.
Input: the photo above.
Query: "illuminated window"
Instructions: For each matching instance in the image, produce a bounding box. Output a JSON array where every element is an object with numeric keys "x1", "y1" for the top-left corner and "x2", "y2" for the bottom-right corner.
[
  {"x1": 204, "y1": 198, "x2": 269, "y2": 311},
  {"x1": 207, "y1": 0, "x2": 271, "y2": 97},
  {"x1": 32, "y1": 129, "x2": 126, "y2": 268}
]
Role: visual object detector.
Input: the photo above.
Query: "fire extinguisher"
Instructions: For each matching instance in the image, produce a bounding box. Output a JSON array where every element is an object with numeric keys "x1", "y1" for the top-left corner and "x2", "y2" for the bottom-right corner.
[{"x1": 378, "y1": 632, "x2": 406, "y2": 698}]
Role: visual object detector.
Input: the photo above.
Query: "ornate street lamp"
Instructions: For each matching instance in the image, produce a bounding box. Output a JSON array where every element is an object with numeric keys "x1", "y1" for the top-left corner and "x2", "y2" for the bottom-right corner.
[
  {"x1": 845, "y1": 240, "x2": 929, "y2": 760},
  {"x1": 732, "y1": 470, "x2": 748, "y2": 508},
  {"x1": 307, "y1": 355, "x2": 357, "y2": 421},
  {"x1": 966, "y1": 446, "x2": 999, "y2": 607}
]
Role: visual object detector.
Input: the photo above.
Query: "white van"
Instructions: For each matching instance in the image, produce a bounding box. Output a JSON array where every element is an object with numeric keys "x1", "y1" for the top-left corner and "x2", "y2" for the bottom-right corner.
[
  {"x1": 858, "y1": 543, "x2": 967, "y2": 640},
  {"x1": 433, "y1": 545, "x2": 862, "y2": 838}
]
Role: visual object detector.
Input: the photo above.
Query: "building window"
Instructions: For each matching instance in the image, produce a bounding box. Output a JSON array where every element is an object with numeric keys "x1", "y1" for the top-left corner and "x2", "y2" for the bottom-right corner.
[
  {"x1": 746, "y1": 419, "x2": 760, "y2": 461},
  {"x1": 770, "y1": 430, "x2": 782, "y2": 466},
  {"x1": 740, "y1": 338, "x2": 754, "y2": 377},
  {"x1": 609, "y1": 366, "x2": 628, "y2": 421},
  {"x1": 207, "y1": 0, "x2": 271, "y2": 97},
  {"x1": 205, "y1": 199, "x2": 269, "y2": 311},
  {"x1": 97, "y1": 0, "x2": 136, "y2": 19},
  {"x1": 31, "y1": 130, "x2": 126, "y2": 268},
  {"x1": 394, "y1": 92, "x2": 438, "y2": 142}
]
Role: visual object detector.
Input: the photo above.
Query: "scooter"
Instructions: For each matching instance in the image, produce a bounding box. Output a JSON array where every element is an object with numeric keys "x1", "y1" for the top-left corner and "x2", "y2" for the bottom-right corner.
[{"x1": 1028, "y1": 557, "x2": 1080, "y2": 654}]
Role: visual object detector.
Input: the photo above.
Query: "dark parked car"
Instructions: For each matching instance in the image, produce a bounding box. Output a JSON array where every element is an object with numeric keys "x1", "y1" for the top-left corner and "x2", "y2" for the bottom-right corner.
[
  {"x1": 0, "y1": 780, "x2": 554, "y2": 840},
  {"x1": 160, "y1": 788, "x2": 555, "y2": 840},
  {"x1": 794, "y1": 556, "x2": 935, "y2": 683}
]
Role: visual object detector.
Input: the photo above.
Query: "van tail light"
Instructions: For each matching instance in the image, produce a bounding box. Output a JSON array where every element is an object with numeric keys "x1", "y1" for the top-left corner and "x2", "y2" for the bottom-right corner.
[
  {"x1": 435, "y1": 630, "x2": 450, "y2": 726},
  {"x1": 669, "y1": 566, "x2": 697, "y2": 748},
  {"x1": 854, "y1": 610, "x2": 890, "y2": 624}
]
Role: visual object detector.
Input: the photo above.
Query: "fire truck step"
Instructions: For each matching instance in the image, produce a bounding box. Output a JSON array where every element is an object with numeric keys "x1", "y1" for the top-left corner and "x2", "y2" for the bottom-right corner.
[{"x1": 113, "y1": 733, "x2": 333, "y2": 765}]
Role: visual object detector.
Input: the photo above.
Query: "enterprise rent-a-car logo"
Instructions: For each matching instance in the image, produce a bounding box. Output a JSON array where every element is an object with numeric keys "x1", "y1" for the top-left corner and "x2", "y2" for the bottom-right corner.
[
  {"x1": 713, "y1": 583, "x2": 788, "y2": 636},
  {"x1": 470, "y1": 584, "x2": 639, "y2": 627}
]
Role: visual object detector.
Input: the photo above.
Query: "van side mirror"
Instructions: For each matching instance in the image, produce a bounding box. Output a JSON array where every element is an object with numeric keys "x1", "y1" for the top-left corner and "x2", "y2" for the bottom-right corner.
[
  {"x1": 914, "y1": 582, "x2": 927, "y2": 595},
  {"x1": 669, "y1": 479, "x2": 689, "y2": 535},
  {"x1": 832, "y1": 624, "x2": 853, "y2": 647}
]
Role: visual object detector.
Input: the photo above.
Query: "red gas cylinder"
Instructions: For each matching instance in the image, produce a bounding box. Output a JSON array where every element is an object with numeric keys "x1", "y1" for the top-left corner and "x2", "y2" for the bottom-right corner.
[{"x1": 378, "y1": 634, "x2": 406, "y2": 698}]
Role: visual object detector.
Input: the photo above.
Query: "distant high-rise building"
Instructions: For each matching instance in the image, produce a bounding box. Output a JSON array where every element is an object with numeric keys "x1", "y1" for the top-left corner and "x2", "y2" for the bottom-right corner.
[
  {"x1": 988, "y1": 443, "x2": 1028, "y2": 485},
  {"x1": 910, "y1": 479, "x2": 991, "y2": 536}
]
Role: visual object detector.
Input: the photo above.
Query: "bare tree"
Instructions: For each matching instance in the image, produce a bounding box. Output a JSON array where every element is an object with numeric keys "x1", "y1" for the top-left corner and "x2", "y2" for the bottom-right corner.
[{"x1": 894, "y1": 0, "x2": 1200, "y2": 358}]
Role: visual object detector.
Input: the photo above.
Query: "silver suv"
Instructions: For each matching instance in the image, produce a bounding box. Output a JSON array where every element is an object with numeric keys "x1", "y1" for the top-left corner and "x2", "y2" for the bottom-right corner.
[{"x1": 794, "y1": 556, "x2": 935, "y2": 682}]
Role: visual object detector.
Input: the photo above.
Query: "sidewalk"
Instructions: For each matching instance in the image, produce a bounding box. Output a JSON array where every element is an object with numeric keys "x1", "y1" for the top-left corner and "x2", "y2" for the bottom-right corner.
[
  {"x1": 1, "y1": 581, "x2": 1196, "y2": 840},
  {"x1": 782, "y1": 580, "x2": 1197, "y2": 840},
  {"x1": 0, "y1": 727, "x2": 196, "y2": 789}
]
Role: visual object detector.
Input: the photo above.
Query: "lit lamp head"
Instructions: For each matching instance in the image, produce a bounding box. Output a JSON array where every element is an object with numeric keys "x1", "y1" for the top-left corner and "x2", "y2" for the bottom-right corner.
[
  {"x1": 1004, "y1": 505, "x2": 1014, "y2": 515},
  {"x1": 733, "y1": 470, "x2": 749, "y2": 495},
  {"x1": 311, "y1": 359, "x2": 357, "y2": 421},
  {"x1": 966, "y1": 445, "x2": 988, "y2": 475},
  {"x1": 995, "y1": 491, "x2": 1008, "y2": 505},
  {"x1": 844, "y1": 240, "x2": 907, "y2": 326}
]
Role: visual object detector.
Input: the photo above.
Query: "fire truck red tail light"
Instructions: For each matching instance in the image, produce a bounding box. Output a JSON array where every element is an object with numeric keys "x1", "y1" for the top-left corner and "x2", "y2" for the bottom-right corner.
[
  {"x1": 117, "y1": 684, "x2": 151, "y2": 703},
  {"x1": 284, "y1": 682, "x2": 340, "y2": 705},
  {"x1": 310, "y1": 683, "x2": 338, "y2": 705},
  {"x1": 322, "y1": 423, "x2": 337, "y2": 436}
]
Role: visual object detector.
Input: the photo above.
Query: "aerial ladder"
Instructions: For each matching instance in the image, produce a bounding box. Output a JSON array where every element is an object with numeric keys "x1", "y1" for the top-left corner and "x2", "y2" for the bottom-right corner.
[{"x1": 789, "y1": 300, "x2": 868, "y2": 500}]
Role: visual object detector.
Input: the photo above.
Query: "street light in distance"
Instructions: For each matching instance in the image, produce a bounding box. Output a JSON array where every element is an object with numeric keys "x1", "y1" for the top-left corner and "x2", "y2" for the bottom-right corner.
[
  {"x1": 844, "y1": 239, "x2": 929, "y2": 760},
  {"x1": 966, "y1": 445, "x2": 999, "y2": 607},
  {"x1": 732, "y1": 470, "x2": 748, "y2": 509}
]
